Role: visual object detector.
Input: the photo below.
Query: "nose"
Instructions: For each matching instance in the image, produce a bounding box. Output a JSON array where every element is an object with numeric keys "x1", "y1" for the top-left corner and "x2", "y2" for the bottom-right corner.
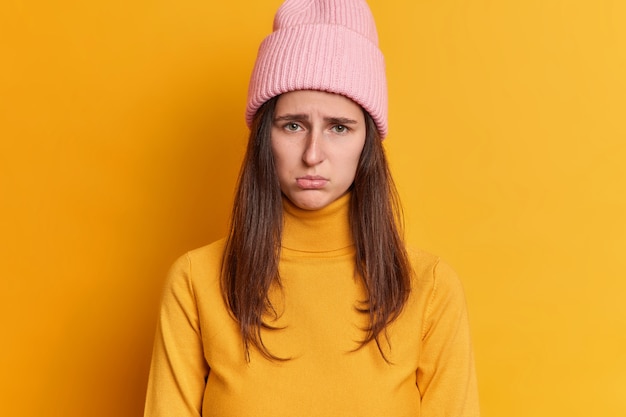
[{"x1": 302, "y1": 130, "x2": 325, "y2": 166}]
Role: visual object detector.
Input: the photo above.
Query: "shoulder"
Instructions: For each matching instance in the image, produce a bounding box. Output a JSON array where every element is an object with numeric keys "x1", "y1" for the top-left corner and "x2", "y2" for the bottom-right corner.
[
  {"x1": 405, "y1": 245, "x2": 467, "y2": 304},
  {"x1": 186, "y1": 238, "x2": 227, "y2": 269},
  {"x1": 406, "y1": 246, "x2": 459, "y2": 283},
  {"x1": 163, "y1": 238, "x2": 227, "y2": 292}
]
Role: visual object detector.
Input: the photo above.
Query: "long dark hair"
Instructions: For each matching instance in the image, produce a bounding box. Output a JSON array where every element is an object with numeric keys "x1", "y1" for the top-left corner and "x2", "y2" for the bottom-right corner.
[{"x1": 221, "y1": 96, "x2": 412, "y2": 361}]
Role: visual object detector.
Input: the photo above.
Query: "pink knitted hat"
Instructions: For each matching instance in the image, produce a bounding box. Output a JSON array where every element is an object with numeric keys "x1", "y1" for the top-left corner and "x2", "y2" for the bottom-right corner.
[{"x1": 246, "y1": 0, "x2": 388, "y2": 138}]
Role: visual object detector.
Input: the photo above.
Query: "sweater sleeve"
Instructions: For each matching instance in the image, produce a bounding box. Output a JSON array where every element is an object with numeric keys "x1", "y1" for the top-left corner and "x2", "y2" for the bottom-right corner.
[
  {"x1": 144, "y1": 253, "x2": 210, "y2": 417},
  {"x1": 416, "y1": 259, "x2": 480, "y2": 417}
]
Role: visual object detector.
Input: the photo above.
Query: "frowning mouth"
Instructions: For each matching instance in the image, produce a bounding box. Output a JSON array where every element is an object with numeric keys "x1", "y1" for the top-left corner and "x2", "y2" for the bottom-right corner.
[{"x1": 296, "y1": 175, "x2": 329, "y2": 189}]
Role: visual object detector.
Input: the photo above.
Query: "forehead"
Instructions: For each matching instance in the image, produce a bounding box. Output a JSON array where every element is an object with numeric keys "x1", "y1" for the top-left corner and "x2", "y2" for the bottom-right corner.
[{"x1": 275, "y1": 90, "x2": 364, "y2": 119}]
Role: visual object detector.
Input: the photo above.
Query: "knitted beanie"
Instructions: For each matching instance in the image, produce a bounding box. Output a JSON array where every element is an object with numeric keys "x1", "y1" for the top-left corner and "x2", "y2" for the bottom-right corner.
[{"x1": 246, "y1": 0, "x2": 388, "y2": 138}]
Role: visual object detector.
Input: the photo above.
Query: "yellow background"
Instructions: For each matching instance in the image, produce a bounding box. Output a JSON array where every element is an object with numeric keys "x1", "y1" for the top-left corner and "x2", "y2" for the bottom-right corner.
[{"x1": 1, "y1": 0, "x2": 624, "y2": 416}]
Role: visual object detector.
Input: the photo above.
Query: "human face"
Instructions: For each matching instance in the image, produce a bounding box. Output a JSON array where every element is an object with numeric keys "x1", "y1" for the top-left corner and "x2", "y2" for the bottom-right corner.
[{"x1": 271, "y1": 90, "x2": 366, "y2": 211}]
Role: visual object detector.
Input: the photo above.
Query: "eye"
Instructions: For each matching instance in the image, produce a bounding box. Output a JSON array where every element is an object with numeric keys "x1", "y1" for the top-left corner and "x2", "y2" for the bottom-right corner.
[
  {"x1": 332, "y1": 125, "x2": 348, "y2": 134},
  {"x1": 284, "y1": 122, "x2": 302, "y2": 132}
]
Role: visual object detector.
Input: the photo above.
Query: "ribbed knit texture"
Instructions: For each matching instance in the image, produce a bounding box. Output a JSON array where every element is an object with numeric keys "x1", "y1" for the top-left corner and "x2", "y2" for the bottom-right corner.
[{"x1": 246, "y1": 0, "x2": 389, "y2": 138}]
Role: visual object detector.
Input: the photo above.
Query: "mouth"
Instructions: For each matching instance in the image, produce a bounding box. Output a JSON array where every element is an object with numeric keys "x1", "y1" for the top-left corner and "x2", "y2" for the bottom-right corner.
[{"x1": 296, "y1": 175, "x2": 329, "y2": 189}]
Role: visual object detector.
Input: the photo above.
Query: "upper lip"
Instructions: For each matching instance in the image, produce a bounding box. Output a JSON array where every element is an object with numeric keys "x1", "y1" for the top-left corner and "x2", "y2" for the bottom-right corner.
[{"x1": 297, "y1": 175, "x2": 328, "y2": 180}]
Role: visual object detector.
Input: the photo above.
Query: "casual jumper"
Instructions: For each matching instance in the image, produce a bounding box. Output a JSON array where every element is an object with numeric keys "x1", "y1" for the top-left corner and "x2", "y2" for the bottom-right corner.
[{"x1": 144, "y1": 193, "x2": 479, "y2": 416}]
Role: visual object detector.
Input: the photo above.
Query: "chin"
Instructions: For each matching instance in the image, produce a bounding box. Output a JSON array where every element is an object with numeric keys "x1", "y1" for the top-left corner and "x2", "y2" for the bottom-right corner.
[
  {"x1": 294, "y1": 199, "x2": 330, "y2": 211},
  {"x1": 287, "y1": 191, "x2": 333, "y2": 211}
]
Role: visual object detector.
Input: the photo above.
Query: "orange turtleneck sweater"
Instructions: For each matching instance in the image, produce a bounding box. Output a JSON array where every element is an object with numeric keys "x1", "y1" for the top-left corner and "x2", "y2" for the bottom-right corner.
[{"x1": 144, "y1": 194, "x2": 479, "y2": 416}]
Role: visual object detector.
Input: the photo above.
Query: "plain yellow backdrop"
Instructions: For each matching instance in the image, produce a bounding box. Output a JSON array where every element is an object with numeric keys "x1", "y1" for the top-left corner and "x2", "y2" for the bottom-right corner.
[{"x1": 1, "y1": 0, "x2": 625, "y2": 416}]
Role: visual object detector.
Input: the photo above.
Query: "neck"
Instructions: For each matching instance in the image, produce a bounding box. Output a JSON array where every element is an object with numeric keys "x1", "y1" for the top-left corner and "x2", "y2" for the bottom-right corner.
[{"x1": 281, "y1": 193, "x2": 353, "y2": 252}]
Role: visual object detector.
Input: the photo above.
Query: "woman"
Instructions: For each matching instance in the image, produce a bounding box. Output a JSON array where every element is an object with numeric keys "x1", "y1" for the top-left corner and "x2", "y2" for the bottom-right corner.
[{"x1": 144, "y1": 0, "x2": 479, "y2": 416}]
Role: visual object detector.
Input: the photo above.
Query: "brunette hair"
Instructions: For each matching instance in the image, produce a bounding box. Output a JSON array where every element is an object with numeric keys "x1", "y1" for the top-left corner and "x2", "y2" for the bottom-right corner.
[{"x1": 221, "y1": 96, "x2": 412, "y2": 361}]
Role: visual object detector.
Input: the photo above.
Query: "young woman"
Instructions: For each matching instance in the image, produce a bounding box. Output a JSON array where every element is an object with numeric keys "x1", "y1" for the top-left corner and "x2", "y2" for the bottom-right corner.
[{"x1": 144, "y1": 0, "x2": 479, "y2": 416}]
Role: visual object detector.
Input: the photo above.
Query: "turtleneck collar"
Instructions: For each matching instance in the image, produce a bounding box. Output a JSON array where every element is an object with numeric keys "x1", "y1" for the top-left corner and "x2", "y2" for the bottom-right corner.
[{"x1": 281, "y1": 192, "x2": 354, "y2": 253}]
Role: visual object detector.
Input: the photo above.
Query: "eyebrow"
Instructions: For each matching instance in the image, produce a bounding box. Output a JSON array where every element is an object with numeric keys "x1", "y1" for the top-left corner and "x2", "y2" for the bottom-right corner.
[{"x1": 273, "y1": 114, "x2": 359, "y2": 124}]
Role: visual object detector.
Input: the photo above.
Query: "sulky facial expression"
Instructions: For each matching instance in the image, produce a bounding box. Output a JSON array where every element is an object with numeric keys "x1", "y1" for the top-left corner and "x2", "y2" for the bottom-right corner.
[{"x1": 271, "y1": 90, "x2": 366, "y2": 211}]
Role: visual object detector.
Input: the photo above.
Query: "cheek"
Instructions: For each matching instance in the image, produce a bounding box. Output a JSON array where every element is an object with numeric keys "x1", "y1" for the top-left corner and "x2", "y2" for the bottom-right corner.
[
  {"x1": 335, "y1": 148, "x2": 363, "y2": 186},
  {"x1": 347, "y1": 157, "x2": 361, "y2": 181},
  {"x1": 347, "y1": 142, "x2": 365, "y2": 173},
  {"x1": 270, "y1": 145, "x2": 292, "y2": 183}
]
